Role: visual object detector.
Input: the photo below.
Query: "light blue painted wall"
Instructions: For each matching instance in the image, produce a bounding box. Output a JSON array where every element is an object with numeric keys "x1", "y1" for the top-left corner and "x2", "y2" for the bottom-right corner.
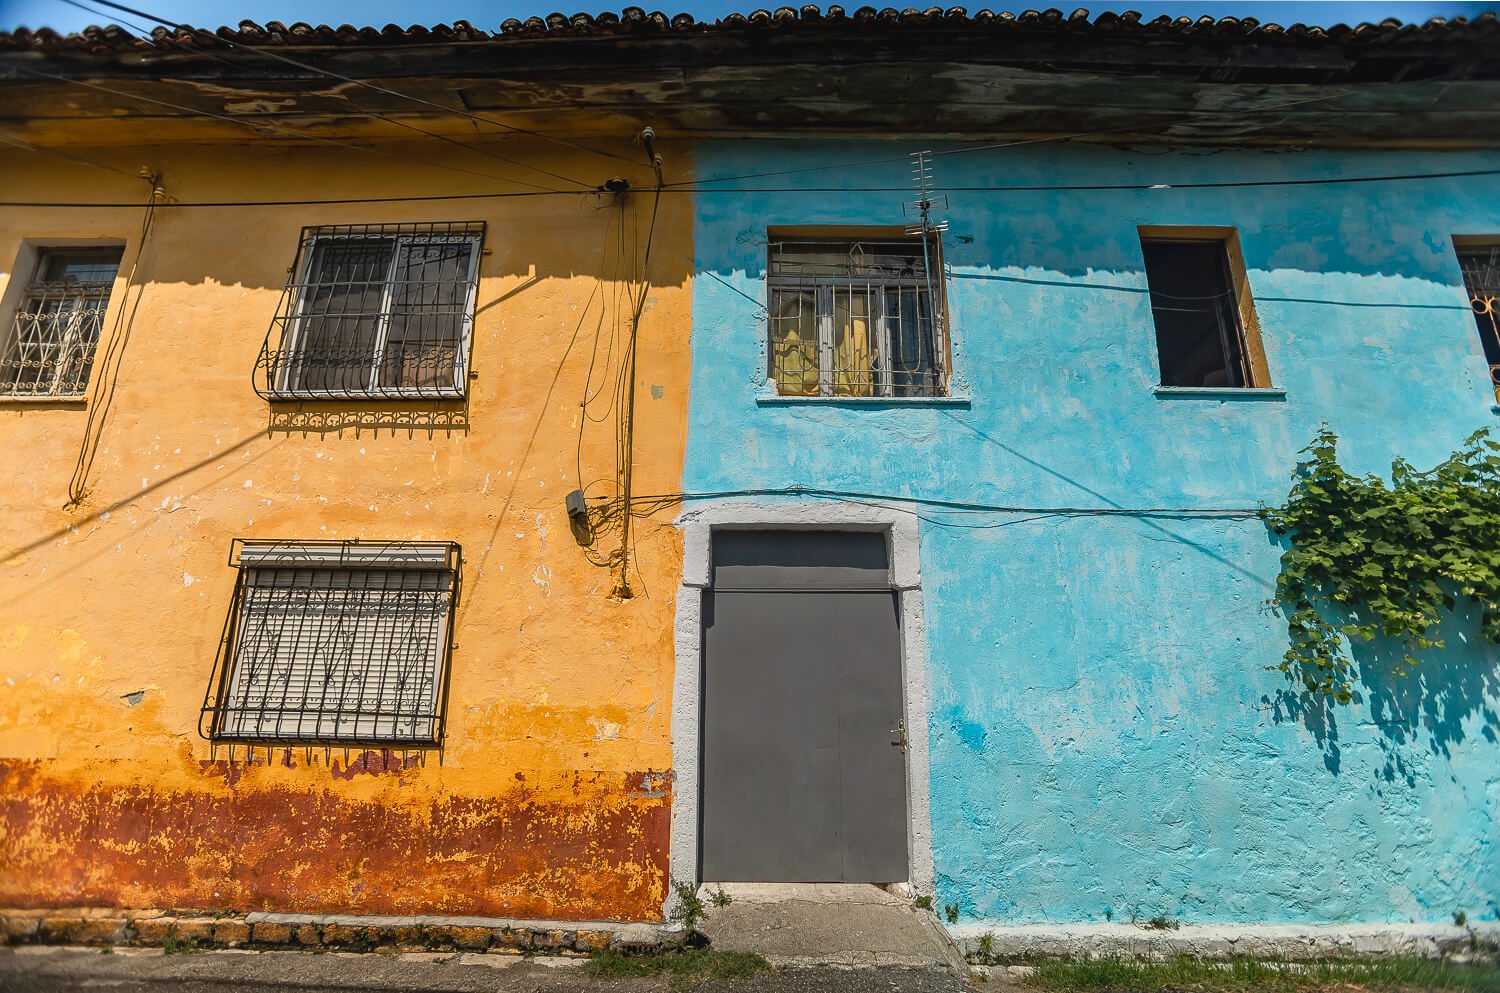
[{"x1": 684, "y1": 143, "x2": 1500, "y2": 925}]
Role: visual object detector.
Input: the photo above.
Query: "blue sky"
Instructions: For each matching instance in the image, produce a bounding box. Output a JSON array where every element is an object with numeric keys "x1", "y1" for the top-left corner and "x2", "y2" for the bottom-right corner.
[{"x1": 1, "y1": 0, "x2": 1494, "y2": 32}]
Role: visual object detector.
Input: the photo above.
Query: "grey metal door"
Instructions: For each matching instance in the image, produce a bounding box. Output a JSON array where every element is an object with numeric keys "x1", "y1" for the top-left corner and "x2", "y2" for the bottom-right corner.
[{"x1": 700, "y1": 531, "x2": 908, "y2": 882}]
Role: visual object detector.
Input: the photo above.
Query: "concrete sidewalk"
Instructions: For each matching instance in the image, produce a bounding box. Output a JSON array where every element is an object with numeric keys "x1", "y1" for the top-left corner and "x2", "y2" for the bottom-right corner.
[
  {"x1": 0, "y1": 946, "x2": 981, "y2": 993},
  {"x1": 696, "y1": 884, "x2": 968, "y2": 972}
]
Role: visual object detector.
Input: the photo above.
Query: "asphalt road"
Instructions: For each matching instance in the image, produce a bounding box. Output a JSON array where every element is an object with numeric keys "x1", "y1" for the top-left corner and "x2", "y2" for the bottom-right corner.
[{"x1": 0, "y1": 948, "x2": 985, "y2": 993}]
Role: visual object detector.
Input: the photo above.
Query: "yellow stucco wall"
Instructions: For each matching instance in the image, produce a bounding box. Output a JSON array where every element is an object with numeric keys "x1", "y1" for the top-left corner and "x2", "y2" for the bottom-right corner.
[{"x1": 0, "y1": 138, "x2": 692, "y2": 921}]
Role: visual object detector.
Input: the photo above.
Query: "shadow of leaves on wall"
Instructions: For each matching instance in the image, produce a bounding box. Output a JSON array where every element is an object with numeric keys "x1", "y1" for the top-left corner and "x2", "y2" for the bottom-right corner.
[{"x1": 1267, "y1": 599, "x2": 1500, "y2": 782}]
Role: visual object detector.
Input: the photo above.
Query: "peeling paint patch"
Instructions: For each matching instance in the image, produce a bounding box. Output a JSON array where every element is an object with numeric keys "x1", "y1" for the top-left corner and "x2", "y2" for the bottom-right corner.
[{"x1": 0, "y1": 760, "x2": 671, "y2": 921}]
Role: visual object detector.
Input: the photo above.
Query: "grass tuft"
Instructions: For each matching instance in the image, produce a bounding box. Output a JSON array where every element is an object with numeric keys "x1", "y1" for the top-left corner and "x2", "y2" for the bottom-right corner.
[
  {"x1": 584, "y1": 948, "x2": 770, "y2": 987},
  {"x1": 1027, "y1": 955, "x2": 1500, "y2": 992}
]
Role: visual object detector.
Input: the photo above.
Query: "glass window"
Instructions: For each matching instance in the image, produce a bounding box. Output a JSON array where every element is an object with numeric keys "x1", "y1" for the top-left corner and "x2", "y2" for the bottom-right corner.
[
  {"x1": 767, "y1": 238, "x2": 947, "y2": 398},
  {"x1": 1, "y1": 246, "x2": 123, "y2": 398}
]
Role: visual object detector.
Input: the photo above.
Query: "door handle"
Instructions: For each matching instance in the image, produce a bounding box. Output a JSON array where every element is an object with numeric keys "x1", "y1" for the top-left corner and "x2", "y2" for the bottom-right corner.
[{"x1": 891, "y1": 718, "x2": 907, "y2": 754}]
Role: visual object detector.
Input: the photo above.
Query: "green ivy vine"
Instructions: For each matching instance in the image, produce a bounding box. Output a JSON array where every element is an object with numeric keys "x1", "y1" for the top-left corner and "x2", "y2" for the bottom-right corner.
[{"x1": 1260, "y1": 427, "x2": 1500, "y2": 702}]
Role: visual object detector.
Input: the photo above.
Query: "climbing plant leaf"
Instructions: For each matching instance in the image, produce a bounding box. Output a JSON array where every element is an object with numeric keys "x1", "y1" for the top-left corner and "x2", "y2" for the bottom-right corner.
[{"x1": 1260, "y1": 427, "x2": 1500, "y2": 702}]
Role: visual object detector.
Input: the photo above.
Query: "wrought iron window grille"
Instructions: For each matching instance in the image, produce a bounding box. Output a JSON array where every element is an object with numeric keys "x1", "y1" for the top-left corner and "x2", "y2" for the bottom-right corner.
[
  {"x1": 200, "y1": 539, "x2": 461, "y2": 748},
  {"x1": 0, "y1": 247, "x2": 123, "y2": 399},
  {"x1": 254, "y1": 222, "x2": 485, "y2": 401},
  {"x1": 767, "y1": 237, "x2": 950, "y2": 398},
  {"x1": 1458, "y1": 246, "x2": 1500, "y2": 400}
]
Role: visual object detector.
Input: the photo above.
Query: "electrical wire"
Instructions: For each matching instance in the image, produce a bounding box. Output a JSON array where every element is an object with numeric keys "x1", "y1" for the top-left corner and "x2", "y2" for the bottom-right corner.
[
  {"x1": 608, "y1": 485, "x2": 1262, "y2": 521},
  {"x1": 0, "y1": 130, "x2": 143, "y2": 180},
  {"x1": 70, "y1": 0, "x2": 640, "y2": 170},
  {"x1": 7, "y1": 65, "x2": 571, "y2": 194},
  {"x1": 66, "y1": 179, "x2": 163, "y2": 506},
  {"x1": 54, "y1": 0, "x2": 602, "y2": 192},
  {"x1": 6, "y1": 165, "x2": 1498, "y2": 209}
]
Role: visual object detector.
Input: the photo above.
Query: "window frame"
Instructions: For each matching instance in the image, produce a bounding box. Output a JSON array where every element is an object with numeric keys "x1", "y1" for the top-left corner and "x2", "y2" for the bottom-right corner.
[
  {"x1": 0, "y1": 243, "x2": 124, "y2": 401},
  {"x1": 765, "y1": 229, "x2": 951, "y2": 399},
  {"x1": 1138, "y1": 226, "x2": 1271, "y2": 392},
  {"x1": 1453, "y1": 238, "x2": 1500, "y2": 401},
  {"x1": 199, "y1": 539, "x2": 462, "y2": 749},
  {"x1": 259, "y1": 222, "x2": 485, "y2": 402}
]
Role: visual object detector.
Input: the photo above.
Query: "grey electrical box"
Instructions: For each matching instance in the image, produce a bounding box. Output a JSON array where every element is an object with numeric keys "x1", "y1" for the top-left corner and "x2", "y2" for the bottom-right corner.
[{"x1": 565, "y1": 489, "x2": 587, "y2": 522}]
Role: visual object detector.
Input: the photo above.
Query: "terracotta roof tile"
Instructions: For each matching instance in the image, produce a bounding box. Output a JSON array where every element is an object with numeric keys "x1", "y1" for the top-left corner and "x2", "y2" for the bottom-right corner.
[{"x1": 1, "y1": 6, "x2": 1495, "y2": 52}]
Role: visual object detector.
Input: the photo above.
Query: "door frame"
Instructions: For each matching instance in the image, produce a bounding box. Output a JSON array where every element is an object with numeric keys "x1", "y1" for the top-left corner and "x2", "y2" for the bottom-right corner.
[{"x1": 669, "y1": 501, "x2": 935, "y2": 911}]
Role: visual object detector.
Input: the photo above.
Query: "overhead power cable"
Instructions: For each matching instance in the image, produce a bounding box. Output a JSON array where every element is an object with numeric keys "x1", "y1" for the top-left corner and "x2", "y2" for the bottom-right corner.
[
  {"x1": 8, "y1": 65, "x2": 571, "y2": 194},
  {"x1": 51, "y1": 0, "x2": 600, "y2": 191},
  {"x1": 0, "y1": 129, "x2": 144, "y2": 180},
  {"x1": 609, "y1": 485, "x2": 1262, "y2": 520},
  {"x1": 3, "y1": 164, "x2": 1498, "y2": 209},
  {"x1": 65, "y1": 0, "x2": 640, "y2": 171}
]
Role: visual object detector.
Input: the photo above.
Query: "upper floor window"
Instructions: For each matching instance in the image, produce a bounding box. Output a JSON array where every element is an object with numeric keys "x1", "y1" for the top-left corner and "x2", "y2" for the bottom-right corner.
[
  {"x1": 1140, "y1": 231, "x2": 1267, "y2": 390},
  {"x1": 768, "y1": 235, "x2": 948, "y2": 398},
  {"x1": 1455, "y1": 243, "x2": 1500, "y2": 400},
  {"x1": 1, "y1": 246, "x2": 123, "y2": 399},
  {"x1": 200, "y1": 540, "x2": 460, "y2": 747},
  {"x1": 255, "y1": 222, "x2": 484, "y2": 401}
]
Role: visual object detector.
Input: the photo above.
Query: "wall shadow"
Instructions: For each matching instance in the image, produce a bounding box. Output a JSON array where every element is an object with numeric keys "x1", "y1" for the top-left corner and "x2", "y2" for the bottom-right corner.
[{"x1": 1266, "y1": 592, "x2": 1500, "y2": 782}]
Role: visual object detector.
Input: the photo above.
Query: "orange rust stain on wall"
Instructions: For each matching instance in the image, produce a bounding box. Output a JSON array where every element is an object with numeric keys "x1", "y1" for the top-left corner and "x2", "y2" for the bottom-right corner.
[{"x1": 0, "y1": 760, "x2": 671, "y2": 920}]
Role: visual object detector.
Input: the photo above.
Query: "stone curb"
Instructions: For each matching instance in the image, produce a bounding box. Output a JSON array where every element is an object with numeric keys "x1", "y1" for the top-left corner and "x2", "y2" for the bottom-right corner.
[
  {"x1": 947, "y1": 922, "x2": 1500, "y2": 964},
  {"x1": 0, "y1": 909, "x2": 671, "y2": 956}
]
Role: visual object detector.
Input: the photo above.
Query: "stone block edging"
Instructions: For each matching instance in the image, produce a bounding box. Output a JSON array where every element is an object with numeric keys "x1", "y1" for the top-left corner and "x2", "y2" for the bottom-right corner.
[
  {"x1": 947, "y1": 922, "x2": 1500, "y2": 964},
  {"x1": 0, "y1": 908, "x2": 672, "y2": 955}
]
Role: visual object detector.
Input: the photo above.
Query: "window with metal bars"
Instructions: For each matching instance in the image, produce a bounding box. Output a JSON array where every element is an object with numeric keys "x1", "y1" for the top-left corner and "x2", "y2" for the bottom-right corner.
[
  {"x1": 254, "y1": 222, "x2": 484, "y2": 400},
  {"x1": 767, "y1": 237, "x2": 949, "y2": 398},
  {"x1": 1, "y1": 246, "x2": 123, "y2": 398},
  {"x1": 1140, "y1": 237, "x2": 1256, "y2": 389},
  {"x1": 1456, "y1": 244, "x2": 1500, "y2": 401},
  {"x1": 200, "y1": 540, "x2": 460, "y2": 747}
]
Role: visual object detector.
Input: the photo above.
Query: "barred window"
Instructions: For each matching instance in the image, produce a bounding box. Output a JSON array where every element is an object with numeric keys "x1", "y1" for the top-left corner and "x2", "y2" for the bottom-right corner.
[
  {"x1": 255, "y1": 222, "x2": 484, "y2": 400},
  {"x1": 1, "y1": 247, "x2": 123, "y2": 398},
  {"x1": 768, "y1": 237, "x2": 948, "y2": 398},
  {"x1": 201, "y1": 541, "x2": 460, "y2": 747},
  {"x1": 1457, "y1": 245, "x2": 1500, "y2": 400}
]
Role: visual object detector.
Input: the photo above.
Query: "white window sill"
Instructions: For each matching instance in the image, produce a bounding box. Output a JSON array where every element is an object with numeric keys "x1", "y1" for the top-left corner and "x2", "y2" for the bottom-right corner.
[
  {"x1": 756, "y1": 394, "x2": 973, "y2": 408},
  {"x1": 1153, "y1": 386, "x2": 1287, "y2": 400}
]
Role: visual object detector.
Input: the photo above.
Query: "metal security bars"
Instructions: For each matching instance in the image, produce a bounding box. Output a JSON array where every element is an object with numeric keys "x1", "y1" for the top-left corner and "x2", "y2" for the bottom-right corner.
[
  {"x1": 1458, "y1": 246, "x2": 1500, "y2": 400},
  {"x1": 254, "y1": 222, "x2": 484, "y2": 401},
  {"x1": 0, "y1": 247, "x2": 123, "y2": 398},
  {"x1": 201, "y1": 540, "x2": 461, "y2": 747},
  {"x1": 768, "y1": 238, "x2": 948, "y2": 398}
]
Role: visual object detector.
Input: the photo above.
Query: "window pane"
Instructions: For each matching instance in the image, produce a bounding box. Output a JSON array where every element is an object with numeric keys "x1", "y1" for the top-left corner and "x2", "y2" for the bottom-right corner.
[
  {"x1": 289, "y1": 238, "x2": 395, "y2": 394},
  {"x1": 769, "y1": 288, "x2": 819, "y2": 396},
  {"x1": 831, "y1": 283, "x2": 877, "y2": 397},
  {"x1": 217, "y1": 565, "x2": 452, "y2": 744},
  {"x1": 1141, "y1": 239, "x2": 1249, "y2": 388},
  {"x1": 0, "y1": 247, "x2": 121, "y2": 397},
  {"x1": 1457, "y1": 248, "x2": 1500, "y2": 397},
  {"x1": 380, "y1": 239, "x2": 474, "y2": 391},
  {"x1": 885, "y1": 286, "x2": 939, "y2": 397}
]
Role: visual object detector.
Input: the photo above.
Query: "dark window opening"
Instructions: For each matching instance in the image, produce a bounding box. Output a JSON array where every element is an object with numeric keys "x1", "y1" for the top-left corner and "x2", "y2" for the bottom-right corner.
[
  {"x1": 1141, "y1": 238, "x2": 1254, "y2": 389},
  {"x1": 255, "y1": 222, "x2": 483, "y2": 401},
  {"x1": 1457, "y1": 246, "x2": 1500, "y2": 399}
]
